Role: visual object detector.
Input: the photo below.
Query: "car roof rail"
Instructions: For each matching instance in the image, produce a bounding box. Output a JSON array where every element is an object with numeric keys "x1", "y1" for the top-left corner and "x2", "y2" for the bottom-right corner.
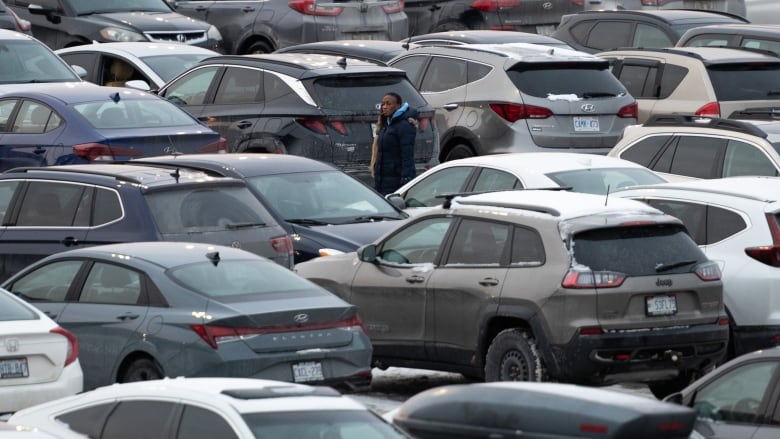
[
  {"x1": 3, "y1": 166, "x2": 145, "y2": 185},
  {"x1": 575, "y1": 8, "x2": 748, "y2": 23},
  {"x1": 642, "y1": 114, "x2": 769, "y2": 138},
  {"x1": 437, "y1": 187, "x2": 571, "y2": 211},
  {"x1": 125, "y1": 160, "x2": 227, "y2": 178}
]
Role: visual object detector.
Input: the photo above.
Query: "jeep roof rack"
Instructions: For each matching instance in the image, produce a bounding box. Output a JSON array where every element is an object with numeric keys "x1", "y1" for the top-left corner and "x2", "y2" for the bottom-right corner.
[{"x1": 642, "y1": 114, "x2": 768, "y2": 138}]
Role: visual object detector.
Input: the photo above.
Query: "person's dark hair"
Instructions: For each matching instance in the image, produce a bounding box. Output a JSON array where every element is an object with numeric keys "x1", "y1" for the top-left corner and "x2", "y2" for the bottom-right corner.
[{"x1": 385, "y1": 92, "x2": 402, "y2": 105}]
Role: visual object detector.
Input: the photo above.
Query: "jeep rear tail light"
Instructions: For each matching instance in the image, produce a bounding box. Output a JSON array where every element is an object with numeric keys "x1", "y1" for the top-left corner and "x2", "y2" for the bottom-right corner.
[
  {"x1": 562, "y1": 268, "x2": 626, "y2": 288},
  {"x1": 490, "y1": 103, "x2": 553, "y2": 122},
  {"x1": 745, "y1": 213, "x2": 780, "y2": 267},
  {"x1": 694, "y1": 260, "x2": 721, "y2": 281},
  {"x1": 695, "y1": 102, "x2": 721, "y2": 118},
  {"x1": 288, "y1": 0, "x2": 343, "y2": 15},
  {"x1": 73, "y1": 143, "x2": 142, "y2": 161},
  {"x1": 197, "y1": 137, "x2": 228, "y2": 153},
  {"x1": 471, "y1": 0, "x2": 520, "y2": 12},
  {"x1": 618, "y1": 102, "x2": 638, "y2": 119},
  {"x1": 271, "y1": 235, "x2": 294, "y2": 258},
  {"x1": 382, "y1": 0, "x2": 404, "y2": 14}
]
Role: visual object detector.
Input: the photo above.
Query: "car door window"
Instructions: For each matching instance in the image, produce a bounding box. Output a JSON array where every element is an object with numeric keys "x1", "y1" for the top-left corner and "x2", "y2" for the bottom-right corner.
[
  {"x1": 645, "y1": 199, "x2": 707, "y2": 245},
  {"x1": 616, "y1": 62, "x2": 659, "y2": 99},
  {"x1": 722, "y1": 139, "x2": 778, "y2": 177},
  {"x1": 0, "y1": 180, "x2": 19, "y2": 222},
  {"x1": 390, "y1": 55, "x2": 428, "y2": 86},
  {"x1": 586, "y1": 21, "x2": 632, "y2": 51},
  {"x1": 511, "y1": 226, "x2": 545, "y2": 266},
  {"x1": 59, "y1": 53, "x2": 95, "y2": 79},
  {"x1": 619, "y1": 135, "x2": 672, "y2": 167},
  {"x1": 11, "y1": 100, "x2": 61, "y2": 134},
  {"x1": 669, "y1": 136, "x2": 726, "y2": 179},
  {"x1": 214, "y1": 67, "x2": 263, "y2": 104},
  {"x1": 420, "y1": 56, "x2": 467, "y2": 93},
  {"x1": 8, "y1": 260, "x2": 83, "y2": 301},
  {"x1": 16, "y1": 181, "x2": 86, "y2": 227},
  {"x1": 379, "y1": 217, "x2": 453, "y2": 265},
  {"x1": 742, "y1": 38, "x2": 780, "y2": 55},
  {"x1": 55, "y1": 402, "x2": 117, "y2": 439},
  {"x1": 102, "y1": 401, "x2": 179, "y2": 439},
  {"x1": 685, "y1": 35, "x2": 731, "y2": 47},
  {"x1": 0, "y1": 99, "x2": 18, "y2": 132},
  {"x1": 658, "y1": 64, "x2": 688, "y2": 99},
  {"x1": 471, "y1": 168, "x2": 520, "y2": 192},
  {"x1": 467, "y1": 61, "x2": 491, "y2": 83},
  {"x1": 264, "y1": 72, "x2": 296, "y2": 104},
  {"x1": 445, "y1": 219, "x2": 509, "y2": 265},
  {"x1": 633, "y1": 24, "x2": 673, "y2": 49},
  {"x1": 177, "y1": 405, "x2": 239, "y2": 439},
  {"x1": 692, "y1": 361, "x2": 778, "y2": 424},
  {"x1": 404, "y1": 166, "x2": 473, "y2": 207},
  {"x1": 92, "y1": 186, "x2": 123, "y2": 226},
  {"x1": 79, "y1": 263, "x2": 142, "y2": 305},
  {"x1": 163, "y1": 66, "x2": 220, "y2": 106},
  {"x1": 707, "y1": 205, "x2": 747, "y2": 245}
]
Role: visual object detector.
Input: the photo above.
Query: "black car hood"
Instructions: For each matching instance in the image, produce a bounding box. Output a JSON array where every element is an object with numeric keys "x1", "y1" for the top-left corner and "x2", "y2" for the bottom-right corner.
[
  {"x1": 292, "y1": 220, "x2": 404, "y2": 252},
  {"x1": 92, "y1": 12, "x2": 209, "y2": 32}
]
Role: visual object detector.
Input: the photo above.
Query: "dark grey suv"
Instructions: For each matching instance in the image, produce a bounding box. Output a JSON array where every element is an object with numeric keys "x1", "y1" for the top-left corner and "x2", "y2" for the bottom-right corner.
[{"x1": 0, "y1": 164, "x2": 293, "y2": 281}]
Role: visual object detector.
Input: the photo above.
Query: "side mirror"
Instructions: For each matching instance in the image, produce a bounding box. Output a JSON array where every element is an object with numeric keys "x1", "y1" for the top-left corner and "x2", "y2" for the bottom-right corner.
[
  {"x1": 663, "y1": 392, "x2": 684, "y2": 405},
  {"x1": 125, "y1": 80, "x2": 151, "y2": 91},
  {"x1": 28, "y1": 4, "x2": 61, "y2": 24},
  {"x1": 385, "y1": 193, "x2": 406, "y2": 210},
  {"x1": 70, "y1": 65, "x2": 87, "y2": 79},
  {"x1": 358, "y1": 244, "x2": 377, "y2": 263}
]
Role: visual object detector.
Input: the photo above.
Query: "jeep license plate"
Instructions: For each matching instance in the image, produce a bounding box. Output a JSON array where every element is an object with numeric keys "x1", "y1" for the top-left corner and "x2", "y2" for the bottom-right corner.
[
  {"x1": 0, "y1": 357, "x2": 28, "y2": 379},
  {"x1": 646, "y1": 295, "x2": 677, "y2": 316},
  {"x1": 292, "y1": 361, "x2": 324, "y2": 383},
  {"x1": 574, "y1": 116, "x2": 599, "y2": 132}
]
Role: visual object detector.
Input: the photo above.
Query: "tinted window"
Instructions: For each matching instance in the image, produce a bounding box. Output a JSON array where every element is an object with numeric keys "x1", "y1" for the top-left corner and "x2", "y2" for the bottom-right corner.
[
  {"x1": 658, "y1": 64, "x2": 688, "y2": 99},
  {"x1": 472, "y1": 168, "x2": 520, "y2": 192},
  {"x1": 619, "y1": 135, "x2": 672, "y2": 167},
  {"x1": 55, "y1": 402, "x2": 117, "y2": 438},
  {"x1": 507, "y1": 63, "x2": 625, "y2": 98},
  {"x1": 313, "y1": 75, "x2": 428, "y2": 111},
  {"x1": 722, "y1": 139, "x2": 778, "y2": 177},
  {"x1": 445, "y1": 219, "x2": 509, "y2": 266},
  {"x1": 645, "y1": 199, "x2": 707, "y2": 245},
  {"x1": 692, "y1": 361, "x2": 778, "y2": 423},
  {"x1": 243, "y1": 410, "x2": 408, "y2": 439},
  {"x1": 572, "y1": 224, "x2": 705, "y2": 276},
  {"x1": 708, "y1": 205, "x2": 747, "y2": 244},
  {"x1": 569, "y1": 21, "x2": 595, "y2": 45},
  {"x1": 669, "y1": 136, "x2": 725, "y2": 179},
  {"x1": 390, "y1": 55, "x2": 428, "y2": 85},
  {"x1": 72, "y1": 99, "x2": 197, "y2": 129},
  {"x1": 467, "y1": 61, "x2": 491, "y2": 83},
  {"x1": 511, "y1": 226, "x2": 545, "y2": 266},
  {"x1": 0, "y1": 289, "x2": 38, "y2": 321},
  {"x1": 616, "y1": 63, "x2": 659, "y2": 98},
  {"x1": 265, "y1": 72, "x2": 296, "y2": 103},
  {"x1": 177, "y1": 405, "x2": 238, "y2": 439},
  {"x1": 0, "y1": 180, "x2": 19, "y2": 222},
  {"x1": 708, "y1": 63, "x2": 780, "y2": 101},
  {"x1": 633, "y1": 24, "x2": 673, "y2": 48},
  {"x1": 213, "y1": 67, "x2": 263, "y2": 104},
  {"x1": 546, "y1": 168, "x2": 665, "y2": 194},
  {"x1": 163, "y1": 66, "x2": 220, "y2": 106},
  {"x1": 403, "y1": 166, "x2": 473, "y2": 207},
  {"x1": 79, "y1": 263, "x2": 142, "y2": 305},
  {"x1": 9, "y1": 260, "x2": 82, "y2": 302},
  {"x1": 0, "y1": 99, "x2": 17, "y2": 132},
  {"x1": 586, "y1": 21, "x2": 632, "y2": 50},
  {"x1": 420, "y1": 56, "x2": 467, "y2": 93},
  {"x1": 93, "y1": 187, "x2": 123, "y2": 225},
  {"x1": 379, "y1": 217, "x2": 452, "y2": 264},
  {"x1": 102, "y1": 401, "x2": 179, "y2": 439},
  {"x1": 11, "y1": 100, "x2": 61, "y2": 134},
  {"x1": 16, "y1": 181, "x2": 86, "y2": 227}
]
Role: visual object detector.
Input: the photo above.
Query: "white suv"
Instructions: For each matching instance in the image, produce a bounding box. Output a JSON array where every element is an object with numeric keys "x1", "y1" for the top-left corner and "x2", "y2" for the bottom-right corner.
[{"x1": 615, "y1": 176, "x2": 780, "y2": 360}]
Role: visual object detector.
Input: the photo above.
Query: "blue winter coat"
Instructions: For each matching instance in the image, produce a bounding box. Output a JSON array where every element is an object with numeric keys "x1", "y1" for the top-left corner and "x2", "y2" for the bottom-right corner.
[{"x1": 374, "y1": 103, "x2": 418, "y2": 195}]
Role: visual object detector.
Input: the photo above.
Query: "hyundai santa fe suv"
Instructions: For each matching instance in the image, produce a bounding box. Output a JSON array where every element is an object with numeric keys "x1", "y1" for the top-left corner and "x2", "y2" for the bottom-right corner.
[{"x1": 295, "y1": 189, "x2": 729, "y2": 398}]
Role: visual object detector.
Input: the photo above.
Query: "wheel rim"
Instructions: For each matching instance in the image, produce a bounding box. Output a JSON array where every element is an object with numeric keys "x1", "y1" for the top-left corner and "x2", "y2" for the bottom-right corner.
[{"x1": 500, "y1": 350, "x2": 530, "y2": 381}]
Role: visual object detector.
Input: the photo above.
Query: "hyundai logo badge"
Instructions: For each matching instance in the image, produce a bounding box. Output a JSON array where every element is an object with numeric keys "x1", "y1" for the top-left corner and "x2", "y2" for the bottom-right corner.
[
  {"x1": 176, "y1": 33, "x2": 186, "y2": 43},
  {"x1": 542, "y1": 2, "x2": 553, "y2": 9},
  {"x1": 231, "y1": 241, "x2": 241, "y2": 249},
  {"x1": 581, "y1": 104, "x2": 596, "y2": 113},
  {"x1": 293, "y1": 313, "x2": 309, "y2": 324}
]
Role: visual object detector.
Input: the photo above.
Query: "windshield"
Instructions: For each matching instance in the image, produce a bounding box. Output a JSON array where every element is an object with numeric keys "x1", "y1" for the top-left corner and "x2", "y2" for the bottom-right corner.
[
  {"x1": 242, "y1": 410, "x2": 410, "y2": 439},
  {"x1": 69, "y1": 0, "x2": 171, "y2": 15},
  {"x1": 545, "y1": 168, "x2": 666, "y2": 195},
  {"x1": 0, "y1": 40, "x2": 81, "y2": 84},
  {"x1": 248, "y1": 171, "x2": 404, "y2": 224},
  {"x1": 72, "y1": 98, "x2": 197, "y2": 129},
  {"x1": 140, "y1": 54, "x2": 215, "y2": 82}
]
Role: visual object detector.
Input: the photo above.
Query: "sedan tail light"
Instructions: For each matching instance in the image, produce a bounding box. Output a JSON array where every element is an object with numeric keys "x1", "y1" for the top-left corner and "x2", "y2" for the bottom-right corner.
[
  {"x1": 745, "y1": 213, "x2": 780, "y2": 267},
  {"x1": 51, "y1": 327, "x2": 79, "y2": 367},
  {"x1": 617, "y1": 102, "x2": 639, "y2": 119},
  {"x1": 289, "y1": 0, "x2": 343, "y2": 16},
  {"x1": 191, "y1": 315, "x2": 366, "y2": 350},
  {"x1": 73, "y1": 143, "x2": 142, "y2": 161},
  {"x1": 562, "y1": 268, "x2": 626, "y2": 289},
  {"x1": 490, "y1": 103, "x2": 553, "y2": 122},
  {"x1": 695, "y1": 102, "x2": 721, "y2": 118},
  {"x1": 197, "y1": 137, "x2": 229, "y2": 153},
  {"x1": 471, "y1": 0, "x2": 520, "y2": 12},
  {"x1": 382, "y1": 0, "x2": 404, "y2": 14}
]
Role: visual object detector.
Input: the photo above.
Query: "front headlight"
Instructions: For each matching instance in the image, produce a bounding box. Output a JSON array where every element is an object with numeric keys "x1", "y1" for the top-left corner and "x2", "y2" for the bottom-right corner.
[
  {"x1": 99, "y1": 27, "x2": 146, "y2": 42},
  {"x1": 207, "y1": 25, "x2": 222, "y2": 40}
]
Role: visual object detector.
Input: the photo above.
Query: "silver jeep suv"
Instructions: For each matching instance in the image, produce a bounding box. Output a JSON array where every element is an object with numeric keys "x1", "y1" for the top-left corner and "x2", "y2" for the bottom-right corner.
[
  {"x1": 387, "y1": 43, "x2": 639, "y2": 162},
  {"x1": 295, "y1": 190, "x2": 729, "y2": 398}
]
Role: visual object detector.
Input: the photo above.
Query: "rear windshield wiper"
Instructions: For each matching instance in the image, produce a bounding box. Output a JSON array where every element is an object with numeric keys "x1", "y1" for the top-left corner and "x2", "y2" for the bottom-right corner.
[
  {"x1": 287, "y1": 218, "x2": 331, "y2": 226},
  {"x1": 224, "y1": 222, "x2": 265, "y2": 230},
  {"x1": 581, "y1": 91, "x2": 622, "y2": 98},
  {"x1": 655, "y1": 259, "x2": 698, "y2": 273}
]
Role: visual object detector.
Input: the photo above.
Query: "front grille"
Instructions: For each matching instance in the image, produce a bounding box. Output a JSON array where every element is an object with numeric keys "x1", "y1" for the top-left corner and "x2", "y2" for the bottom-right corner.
[{"x1": 145, "y1": 31, "x2": 207, "y2": 45}]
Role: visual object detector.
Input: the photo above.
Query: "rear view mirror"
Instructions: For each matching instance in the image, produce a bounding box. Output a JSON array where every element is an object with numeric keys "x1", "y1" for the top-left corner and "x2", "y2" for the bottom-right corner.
[
  {"x1": 71, "y1": 65, "x2": 87, "y2": 79},
  {"x1": 385, "y1": 193, "x2": 406, "y2": 210},
  {"x1": 28, "y1": 4, "x2": 61, "y2": 24},
  {"x1": 125, "y1": 80, "x2": 151, "y2": 91},
  {"x1": 663, "y1": 392, "x2": 684, "y2": 405},
  {"x1": 358, "y1": 244, "x2": 377, "y2": 263}
]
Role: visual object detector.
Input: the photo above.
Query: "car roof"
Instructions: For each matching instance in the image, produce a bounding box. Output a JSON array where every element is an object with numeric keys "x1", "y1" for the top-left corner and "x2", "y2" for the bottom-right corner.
[
  {"x1": 0, "y1": 83, "x2": 160, "y2": 103},
  {"x1": 55, "y1": 42, "x2": 220, "y2": 57},
  {"x1": 275, "y1": 40, "x2": 418, "y2": 63},
  {"x1": 615, "y1": 176, "x2": 780, "y2": 204},
  {"x1": 565, "y1": 9, "x2": 748, "y2": 24},
  {"x1": 134, "y1": 153, "x2": 339, "y2": 177},
  {"x1": 409, "y1": 30, "x2": 568, "y2": 45},
  {"x1": 403, "y1": 42, "x2": 602, "y2": 63},
  {"x1": 199, "y1": 53, "x2": 405, "y2": 78},
  {"x1": 598, "y1": 46, "x2": 780, "y2": 63},
  {"x1": 4, "y1": 163, "x2": 228, "y2": 187},
  {"x1": 0, "y1": 28, "x2": 37, "y2": 41},
  {"x1": 680, "y1": 23, "x2": 780, "y2": 37},
  {"x1": 428, "y1": 152, "x2": 652, "y2": 174}
]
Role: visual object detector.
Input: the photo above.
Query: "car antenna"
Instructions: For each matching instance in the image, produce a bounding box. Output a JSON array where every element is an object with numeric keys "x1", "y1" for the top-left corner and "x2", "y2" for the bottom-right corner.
[
  {"x1": 604, "y1": 185, "x2": 610, "y2": 206},
  {"x1": 206, "y1": 251, "x2": 220, "y2": 266},
  {"x1": 402, "y1": 35, "x2": 412, "y2": 50},
  {"x1": 110, "y1": 92, "x2": 121, "y2": 103},
  {"x1": 337, "y1": 56, "x2": 347, "y2": 69},
  {"x1": 170, "y1": 167, "x2": 180, "y2": 183}
]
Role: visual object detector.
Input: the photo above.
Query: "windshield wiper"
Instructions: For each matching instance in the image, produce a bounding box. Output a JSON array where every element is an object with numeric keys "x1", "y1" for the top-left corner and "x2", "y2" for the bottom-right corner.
[
  {"x1": 351, "y1": 214, "x2": 403, "y2": 223},
  {"x1": 655, "y1": 259, "x2": 698, "y2": 273},
  {"x1": 224, "y1": 222, "x2": 265, "y2": 230},
  {"x1": 287, "y1": 218, "x2": 331, "y2": 226}
]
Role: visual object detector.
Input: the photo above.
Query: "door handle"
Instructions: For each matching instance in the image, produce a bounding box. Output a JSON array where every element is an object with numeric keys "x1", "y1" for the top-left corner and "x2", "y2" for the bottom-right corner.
[
  {"x1": 117, "y1": 313, "x2": 140, "y2": 321},
  {"x1": 62, "y1": 236, "x2": 79, "y2": 247},
  {"x1": 195, "y1": 6, "x2": 208, "y2": 11},
  {"x1": 236, "y1": 121, "x2": 253, "y2": 129},
  {"x1": 242, "y1": 6, "x2": 256, "y2": 12},
  {"x1": 442, "y1": 103, "x2": 458, "y2": 111},
  {"x1": 479, "y1": 277, "x2": 499, "y2": 286},
  {"x1": 406, "y1": 275, "x2": 425, "y2": 284}
]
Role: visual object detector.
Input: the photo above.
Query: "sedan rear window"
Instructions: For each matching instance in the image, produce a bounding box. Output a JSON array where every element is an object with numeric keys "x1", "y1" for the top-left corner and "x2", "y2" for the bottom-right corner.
[
  {"x1": 72, "y1": 99, "x2": 198, "y2": 129},
  {"x1": 546, "y1": 168, "x2": 665, "y2": 195},
  {"x1": 507, "y1": 63, "x2": 627, "y2": 98},
  {"x1": 243, "y1": 410, "x2": 407, "y2": 438},
  {"x1": 707, "y1": 63, "x2": 780, "y2": 101},
  {"x1": 311, "y1": 75, "x2": 428, "y2": 112},
  {"x1": 573, "y1": 224, "x2": 705, "y2": 276}
]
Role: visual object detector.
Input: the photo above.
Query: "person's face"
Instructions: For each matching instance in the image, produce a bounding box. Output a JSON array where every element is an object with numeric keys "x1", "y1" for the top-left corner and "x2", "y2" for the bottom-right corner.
[{"x1": 381, "y1": 95, "x2": 400, "y2": 117}]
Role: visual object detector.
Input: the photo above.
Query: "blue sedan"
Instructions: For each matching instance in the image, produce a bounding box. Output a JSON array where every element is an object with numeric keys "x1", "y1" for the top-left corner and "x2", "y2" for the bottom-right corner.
[{"x1": 0, "y1": 83, "x2": 225, "y2": 171}]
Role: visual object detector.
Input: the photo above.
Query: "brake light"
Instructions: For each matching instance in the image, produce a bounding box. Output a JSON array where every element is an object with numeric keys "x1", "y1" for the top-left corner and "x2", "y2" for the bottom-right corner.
[
  {"x1": 490, "y1": 25, "x2": 516, "y2": 31},
  {"x1": 745, "y1": 213, "x2": 780, "y2": 267},
  {"x1": 618, "y1": 102, "x2": 638, "y2": 119},
  {"x1": 695, "y1": 101, "x2": 720, "y2": 118},
  {"x1": 271, "y1": 235, "x2": 294, "y2": 257},
  {"x1": 490, "y1": 103, "x2": 553, "y2": 122},
  {"x1": 8, "y1": 8, "x2": 31, "y2": 32},
  {"x1": 72, "y1": 143, "x2": 142, "y2": 161},
  {"x1": 562, "y1": 269, "x2": 626, "y2": 288},
  {"x1": 419, "y1": 117, "x2": 430, "y2": 131},
  {"x1": 471, "y1": 0, "x2": 520, "y2": 12},
  {"x1": 382, "y1": 0, "x2": 404, "y2": 14},
  {"x1": 191, "y1": 315, "x2": 366, "y2": 350},
  {"x1": 570, "y1": 0, "x2": 584, "y2": 5},
  {"x1": 695, "y1": 260, "x2": 721, "y2": 281},
  {"x1": 197, "y1": 137, "x2": 229, "y2": 153},
  {"x1": 51, "y1": 327, "x2": 79, "y2": 367},
  {"x1": 297, "y1": 117, "x2": 328, "y2": 134},
  {"x1": 329, "y1": 120, "x2": 347, "y2": 135},
  {"x1": 288, "y1": 0, "x2": 343, "y2": 16}
]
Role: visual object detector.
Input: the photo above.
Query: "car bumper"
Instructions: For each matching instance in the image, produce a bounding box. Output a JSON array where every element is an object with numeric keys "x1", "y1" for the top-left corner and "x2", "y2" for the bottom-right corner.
[
  {"x1": 0, "y1": 361, "x2": 83, "y2": 414},
  {"x1": 732, "y1": 325, "x2": 780, "y2": 356},
  {"x1": 547, "y1": 323, "x2": 729, "y2": 385}
]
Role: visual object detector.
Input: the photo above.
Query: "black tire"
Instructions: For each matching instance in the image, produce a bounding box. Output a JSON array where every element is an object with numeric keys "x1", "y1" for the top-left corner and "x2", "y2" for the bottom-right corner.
[
  {"x1": 244, "y1": 40, "x2": 273, "y2": 55},
  {"x1": 484, "y1": 329, "x2": 545, "y2": 382},
  {"x1": 443, "y1": 143, "x2": 475, "y2": 162},
  {"x1": 647, "y1": 372, "x2": 693, "y2": 399},
  {"x1": 120, "y1": 358, "x2": 163, "y2": 383},
  {"x1": 433, "y1": 21, "x2": 469, "y2": 32}
]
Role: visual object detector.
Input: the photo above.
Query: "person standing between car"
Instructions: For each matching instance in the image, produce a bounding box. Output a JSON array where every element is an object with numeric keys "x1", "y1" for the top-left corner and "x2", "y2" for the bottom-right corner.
[{"x1": 372, "y1": 92, "x2": 418, "y2": 195}]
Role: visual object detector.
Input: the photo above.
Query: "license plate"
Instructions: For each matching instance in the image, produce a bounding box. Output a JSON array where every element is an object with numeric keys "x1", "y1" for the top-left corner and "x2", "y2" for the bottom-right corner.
[
  {"x1": 0, "y1": 357, "x2": 29, "y2": 379},
  {"x1": 292, "y1": 361, "x2": 324, "y2": 383},
  {"x1": 646, "y1": 295, "x2": 677, "y2": 316},
  {"x1": 371, "y1": 123, "x2": 378, "y2": 138},
  {"x1": 574, "y1": 116, "x2": 600, "y2": 132},
  {"x1": 536, "y1": 25, "x2": 556, "y2": 36}
]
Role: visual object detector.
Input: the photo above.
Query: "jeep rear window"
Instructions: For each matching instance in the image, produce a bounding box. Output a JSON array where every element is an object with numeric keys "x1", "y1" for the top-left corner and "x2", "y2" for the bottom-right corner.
[
  {"x1": 506, "y1": 63, "x2": 627, "y2": 98},
  {"x1": 572, "y1": 224, "x2": 706, "y2": 276},
  {"x1": 311, "y1": 75, "x2": 429, "y2": 112},
  {"x1": 707, "y1": 63, "x2": 780, "y2": 101}
]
